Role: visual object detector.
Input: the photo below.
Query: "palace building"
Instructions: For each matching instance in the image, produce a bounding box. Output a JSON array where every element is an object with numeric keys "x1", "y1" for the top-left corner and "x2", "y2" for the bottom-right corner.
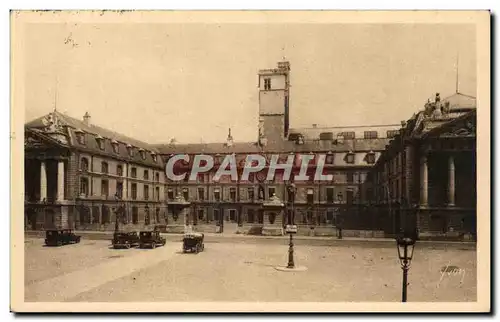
[{"x1": 24, "y1": 61, "x2": 477, "y2": 239}]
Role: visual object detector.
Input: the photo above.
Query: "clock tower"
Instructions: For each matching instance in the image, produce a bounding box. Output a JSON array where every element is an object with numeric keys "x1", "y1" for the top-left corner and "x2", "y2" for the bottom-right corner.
[{"x1": 258, "y1": 61, "x2": 291, "y2": 146}]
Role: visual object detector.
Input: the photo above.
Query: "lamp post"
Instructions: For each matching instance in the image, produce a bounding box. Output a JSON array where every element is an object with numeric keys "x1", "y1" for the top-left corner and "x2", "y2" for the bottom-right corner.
[
  {"x1": 286, "y1": 183, "x2": 297, "y2": 268},
  {"x1": 114, "y1": 193, "x2": 122, "y2": 233},
  {"x1": 145, "y1": 204, "x2": 150, "y2": 226},
  {"x1": 396, "y1": 230, "x2": 416, "y2": 302}
]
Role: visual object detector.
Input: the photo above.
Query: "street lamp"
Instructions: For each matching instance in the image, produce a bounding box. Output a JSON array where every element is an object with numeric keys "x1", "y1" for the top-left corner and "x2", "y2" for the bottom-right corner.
[
  {"x1": 396, "y1": 230, "x2": 416, "y2": 302},
  {"x1": 285, "y1": 183, "x2": 297, "y2": 269},
  {"x1": 114, "y1": 193, "x2": 122, "y2": 233}
]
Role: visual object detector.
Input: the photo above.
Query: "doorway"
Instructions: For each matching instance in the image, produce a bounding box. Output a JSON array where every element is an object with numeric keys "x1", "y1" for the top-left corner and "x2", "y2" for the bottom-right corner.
[{"x1": 224, "y1": 209, "x2": 238, "y2": 234}]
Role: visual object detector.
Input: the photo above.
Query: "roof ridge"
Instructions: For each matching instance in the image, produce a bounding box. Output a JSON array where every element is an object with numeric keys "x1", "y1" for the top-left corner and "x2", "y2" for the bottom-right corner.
[
  {"x1": 53, "y1": 111, "x2": 156, "y2": 150},
  {"x1": 291, "y1": 124, "x2": 401, "y2": 130}
]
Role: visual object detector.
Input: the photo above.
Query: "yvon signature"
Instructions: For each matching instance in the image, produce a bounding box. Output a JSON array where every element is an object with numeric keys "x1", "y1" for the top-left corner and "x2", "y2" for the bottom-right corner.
[{"x1": 436, "y1": 263, "x2": 466, "y2": 288}]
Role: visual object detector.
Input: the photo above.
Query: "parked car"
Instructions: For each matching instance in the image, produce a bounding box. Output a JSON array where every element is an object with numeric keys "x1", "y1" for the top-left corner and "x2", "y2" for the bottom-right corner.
[
  {"x1": 183, "y1": 232, "x2": 205, "y2": 253},
  {"x1": 139, "y1": 231, "x2": 166, "y2": 249},
  {"x1": 112, "y1": 231, "x2": 140, "y2": 249},
  {"x1": 45, "y1": 229, "x2": 81, "y2": 246}
]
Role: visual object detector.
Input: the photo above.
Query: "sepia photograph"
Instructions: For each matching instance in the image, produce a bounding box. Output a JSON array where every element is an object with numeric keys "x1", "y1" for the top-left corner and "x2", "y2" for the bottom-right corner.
[{"x1": 10, "y1": 10, "x2": 490, "y2": 312}]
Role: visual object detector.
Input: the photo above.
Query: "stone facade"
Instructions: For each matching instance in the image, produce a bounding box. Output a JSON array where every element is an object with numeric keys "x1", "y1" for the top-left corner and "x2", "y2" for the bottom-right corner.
[{"x1": 24, "y1": 62, "x2": 477, "y2": 240}]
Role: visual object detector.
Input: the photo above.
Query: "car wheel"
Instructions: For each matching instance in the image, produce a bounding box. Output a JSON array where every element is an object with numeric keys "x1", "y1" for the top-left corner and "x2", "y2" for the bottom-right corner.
[
  {"x1": 152, "y1": 242, "x2": 156, "y2": 249},
  {"x1": 125, "y1": 243, "x2": 131, "y2": 249},
  {"x1": 57, "y1": 241, "x2": 62, "y2": 246}
]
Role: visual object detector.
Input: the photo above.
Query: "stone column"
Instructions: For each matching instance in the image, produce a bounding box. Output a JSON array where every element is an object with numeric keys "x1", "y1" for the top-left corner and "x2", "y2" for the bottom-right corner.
[
  {"x1": 448, "y1": 155, "x2": 455, "y2": 206},
  {"x1": 420, "y1": 156, "x2": 428, "y2": 206},
  {"x1": 57, "y1": 161, "x2": 65, "y2": 201},
  {"x1": 40, "y1": 161, "x2": 47, "y2": 201},
  {"x1": 123, "y1": 164, "x2": 128, "y2": 199}
]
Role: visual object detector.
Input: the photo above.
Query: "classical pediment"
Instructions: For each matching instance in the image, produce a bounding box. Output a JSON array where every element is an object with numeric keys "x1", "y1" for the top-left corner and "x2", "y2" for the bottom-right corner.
[
  {"x1": 438, "y1": 119, "x2": 476, "y2": 138},
  {"x1": 24, "y1": 131, "x2": 65, "y2": 149}
]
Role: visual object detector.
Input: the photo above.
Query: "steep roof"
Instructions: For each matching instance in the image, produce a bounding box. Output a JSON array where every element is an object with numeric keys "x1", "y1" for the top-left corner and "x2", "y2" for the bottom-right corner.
[
  {"x1": 288, "y1": 124, "x2": 401, "y2": 141},
  {"x1": 25, "y1": 111, "x2": 163, "y2": 168},
  {"x1": 25, "y1": 111, "x2": 156, "y2": 151}
]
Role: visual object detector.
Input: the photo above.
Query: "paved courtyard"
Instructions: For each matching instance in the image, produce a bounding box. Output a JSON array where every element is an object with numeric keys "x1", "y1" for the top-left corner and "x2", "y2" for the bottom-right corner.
[{"x1": 24, "y1": 238, "x2": 476, "y2": 302}]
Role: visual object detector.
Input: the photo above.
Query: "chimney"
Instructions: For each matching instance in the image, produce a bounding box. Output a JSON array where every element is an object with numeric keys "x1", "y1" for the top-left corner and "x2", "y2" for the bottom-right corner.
[
  {"x1": 83, "y1": 112, "x2": 91, "y2": 126},
  {"x1": 226, "y1": 128, "x2": 234, "y2": 147}
]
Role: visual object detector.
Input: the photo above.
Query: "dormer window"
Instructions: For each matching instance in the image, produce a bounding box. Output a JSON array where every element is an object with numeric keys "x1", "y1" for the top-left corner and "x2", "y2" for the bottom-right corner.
[
  {"x1": 75, "y1": 129, "x2": 85, "y2": 145},
  {"x1": 139, "y1": 148, "x2": 146, "y2": 160},
  {"x1": 366, "y1": 151, "x2": 376, "y2": 164},
  {"x1": 325, "y1": 152, "x2": 334, "y2": 165},
  {"x1": 95, "y1": 135, "x2": 105, "y2": 150},
  {"x1": 126, "y1": 144, "x2": 134, "y2": 157},
  {"x1": 111, "y1": 140, "x2": 119, "y2": 154},
  {"x1": 345, "y1": 151, "x2": 355, "y2": 164},
  {"x1": 341, "y1": 131, "x2": 355, "y2": 140},
  {"x1": 364, "y1": 131, "x2": 378, "y2": 139},
  {"x1": 151, "y1": 152, "x2": 157, "y2": 163}
]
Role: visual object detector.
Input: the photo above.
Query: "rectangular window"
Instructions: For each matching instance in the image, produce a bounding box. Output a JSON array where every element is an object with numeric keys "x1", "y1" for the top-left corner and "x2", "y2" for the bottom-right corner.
[
  {"x1": 80, "y1": 178, "x2": 89, "y2": 196},
  {"x1": 183, "y1": 188, "x2": 189, "y2": 201},
  {"x1": 325, "y1": 154, "x2": 334, "y2": 165},
  {"x1": 117, "y1": 165, "x2": 123, "y2": 176},
  {"x1": 230, "y1": 188, "x2": 237, "y2": 202},
  {"x1": 326, "y1": 187, "x2": 334, "y2": 203},
  {"x1": 247, "y1": 209, "x2": 255, "y2": 223},
  {"x1": 326, "y1": 210, "x2": 336, "y2": 226},
  {"x1": 131, "y1": 168, "x2": 137, "y2": 178},
  {"x1": 307, "y1": 188, "x2": 314, "y2": 204},
  {"x1": 264, "y1": 78, "x2": 271, "y2": 90},
  {"x1": 347, "y1": 189, "x2": 354, "y2": 204},
  {"x1": 268, "y1": 187, "x2": 276, "y2": 199},
  {"x1": 213, "y1": 209, "x2": 220, "y2": 222},
  {"x1": 214, "y1": 188, "x2": 221, "y2": 201},
  {"x1": 197, "y1": 173, "x2": 205, "y2": 183},
  {"x1": 101, "y1": 179, "x2": 109, "y2": 197},
  {"x1": 364, "y1": 131, "x2": 378, "y2": 139},
  {"x1": 101, "y1": 162, "x2": 108, "y2": 174},
  {"x1": 247, "y1": 188, "x2": 254, "y2": 201},
  {"x1": 132, "y1": 207, "x2": 138, "y2": 224},
  {"x1": 387, "y1": 130, "x2": 399, "y2": 138},
  {"x1": 144, "y1": 185, "x2": 149, "y2": 200},
  {"x1": 143, "y1": 170, "x2": 149, "y2": 180},
  {"x1": 198, "y1": 187, "x2": 205, "y2": 201},
  {"x1": 167, "y1": 189, "x2": 174, "y2": 200},
  {"x1": 112, "y1": 143, "x2": 119, "y2": 154},
  {"x1": 341, "y1": 131, "x2": 355, "y2": 139},
  {"x1": 346, "y1": 153, "x2": 355, "y2": 164},
  {"x1": 197, "y1": 209, "x2": 205, "y2": 221},
  {"x1": 116, "y1": 182, "x2": 123, "y2": 199},
  {"x1": 131, "y1": 183, "x2": 137, "y2": 200},
  {"x1": 155, "y1": 187, "x2": 160, "y2": 201},
  {"x1": 347, "y1": 172, "x2": 354, "y2": 183},
  {"x1": 366, "y1": 153, "x2": 376, "y2": 164},
  {"x1": 155, "y1": 172, "x2": 160, "y2": 182}
]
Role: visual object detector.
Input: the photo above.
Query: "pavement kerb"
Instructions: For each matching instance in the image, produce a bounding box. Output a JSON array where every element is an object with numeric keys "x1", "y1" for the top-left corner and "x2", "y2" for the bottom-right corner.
[{"x1": 24, "y1": 230, "x2": 476, "y2": 249}]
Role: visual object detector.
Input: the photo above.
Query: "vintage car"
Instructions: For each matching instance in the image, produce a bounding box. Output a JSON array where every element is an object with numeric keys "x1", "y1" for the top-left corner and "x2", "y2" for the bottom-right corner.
[
  {"x1": 182, "y1": 232, "x2": 205, "y2": 253},
  {"x1": 112, "y1": 231, "x2": 140, "y2": 249},
  {"x1": 139, "y1": 231, "x2": 166, "y2": 249},
  {"x1": 45, "y1": 229, "x2": 81, "y2": 246}
]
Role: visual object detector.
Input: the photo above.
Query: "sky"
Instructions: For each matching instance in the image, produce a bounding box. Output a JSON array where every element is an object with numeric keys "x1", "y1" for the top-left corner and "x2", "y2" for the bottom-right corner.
[{"x1": 24, "y1": 22, "x2": 476, "y2": 144}]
